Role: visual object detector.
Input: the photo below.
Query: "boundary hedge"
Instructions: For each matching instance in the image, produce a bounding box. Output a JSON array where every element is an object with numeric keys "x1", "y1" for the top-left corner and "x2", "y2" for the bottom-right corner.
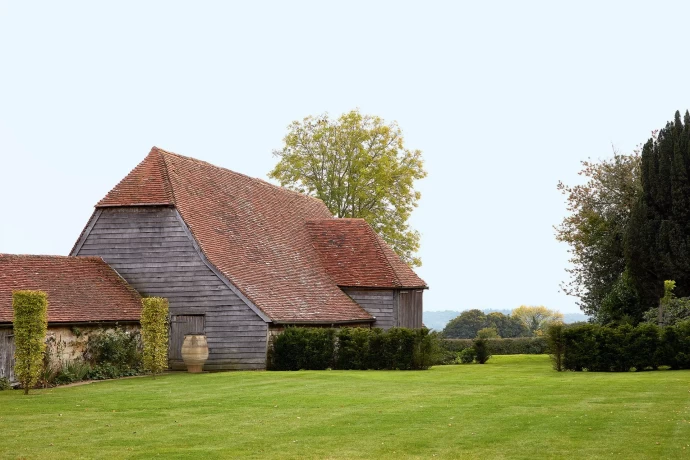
[
  {"x1": 269, "y1": 327, "x2": 438, "y2": 371},
  {"x1": 561, "y1": 322, "x2": 690, "y2": 371},
  {"x1": 441, "y1": 337, "x2": 548, "y2": 355}
]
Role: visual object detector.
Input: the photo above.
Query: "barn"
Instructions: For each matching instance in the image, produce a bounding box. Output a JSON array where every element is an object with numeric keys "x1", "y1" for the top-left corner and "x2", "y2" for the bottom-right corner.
[{"x1": 3, "y1": 147, "x2": 427, "y2": 372}]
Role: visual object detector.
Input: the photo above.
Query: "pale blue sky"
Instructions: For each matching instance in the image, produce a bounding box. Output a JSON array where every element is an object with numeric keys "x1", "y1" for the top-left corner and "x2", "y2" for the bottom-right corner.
[{"x1": 1, "y1": 1, "x2": 688, "y2": 314}]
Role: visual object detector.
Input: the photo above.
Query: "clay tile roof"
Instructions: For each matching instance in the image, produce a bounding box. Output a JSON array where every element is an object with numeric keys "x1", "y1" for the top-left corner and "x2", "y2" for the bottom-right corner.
[
  {"x1": 97, "y1": 149, "x2": 174, "y2": 207},
  {"x1": 0, "y1": 254, "x2": 142, "y2": 323},
  {"x1": 306, "y1": 219, "x2": 427, "y2": 289},
  {"x1": 96, "y1": 147, "x2": 375, "y2": 324}
]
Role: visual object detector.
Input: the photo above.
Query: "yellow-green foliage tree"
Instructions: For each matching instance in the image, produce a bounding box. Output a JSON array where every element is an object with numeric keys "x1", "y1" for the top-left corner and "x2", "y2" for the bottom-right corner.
[
  {"x1": 270, "y1": 109, "x2": 427, "y2": 267},
  {"x1": 511, "y1": 305, "x2": 564, "y2": 337},
  {"x1": 141, "y1": 297, "x2": 169, "y2": 378},
  {"x1": 12, "y1": 290, "x2": 48, "y2": 394}
]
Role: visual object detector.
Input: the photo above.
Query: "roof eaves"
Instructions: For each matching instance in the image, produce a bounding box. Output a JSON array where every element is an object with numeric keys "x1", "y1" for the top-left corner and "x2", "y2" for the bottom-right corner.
[
  {"x1": 272, "y1": 318, "x2": 376, "y2": 326},
  {"x1": 96, "y1": 203, "x2": 176, "y2": 208}
]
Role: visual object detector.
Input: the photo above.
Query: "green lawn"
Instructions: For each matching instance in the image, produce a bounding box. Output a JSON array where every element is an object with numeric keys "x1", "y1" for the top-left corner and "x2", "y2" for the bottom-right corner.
[{"x1": 1, "y1": 355, "x2": 689, "y2": 459}]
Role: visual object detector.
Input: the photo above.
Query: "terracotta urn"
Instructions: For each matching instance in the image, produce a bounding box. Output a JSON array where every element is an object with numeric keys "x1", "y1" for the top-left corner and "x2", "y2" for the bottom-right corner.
[{"x1": 181, "y1": 334, "x2": 209, "y2": 373}]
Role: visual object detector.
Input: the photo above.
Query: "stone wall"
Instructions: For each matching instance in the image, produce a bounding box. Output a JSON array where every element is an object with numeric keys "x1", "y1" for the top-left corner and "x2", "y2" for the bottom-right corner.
[{"x1": 44, "y1": 324, "x2": 140, "y2": 364}]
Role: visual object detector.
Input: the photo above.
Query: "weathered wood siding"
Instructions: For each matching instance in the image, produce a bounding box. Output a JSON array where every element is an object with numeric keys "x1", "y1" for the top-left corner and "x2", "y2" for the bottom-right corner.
[
  {"x1": 343, "y1": 288, "x2": 424, "y2": 330},
  {"x1": 74, "y1": 207, "x2": 267, "y2": 370},
  {"x1": 0, "y1": 329, "x2": 15, "y2": 383},
  {"x1": 170, "y1": 315, "x2": 206, "y2": 364},
  {"x1": 343, "y1": 289, "x2": 396, "y2": 330},
  {"x1": 398, "y1": 290, "x2": 424, "y2": 329}
]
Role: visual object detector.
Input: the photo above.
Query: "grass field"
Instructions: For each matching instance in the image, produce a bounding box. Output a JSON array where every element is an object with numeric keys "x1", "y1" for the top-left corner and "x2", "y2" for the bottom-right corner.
[{"x1": 1, "y1": 355, "x2": 689, "y2": 459}]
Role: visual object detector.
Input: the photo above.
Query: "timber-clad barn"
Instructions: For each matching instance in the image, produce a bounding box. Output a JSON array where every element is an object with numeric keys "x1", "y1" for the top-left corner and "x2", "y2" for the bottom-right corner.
[{"x1": 2, "y1": 147, "x2": 427, "y2": 372}]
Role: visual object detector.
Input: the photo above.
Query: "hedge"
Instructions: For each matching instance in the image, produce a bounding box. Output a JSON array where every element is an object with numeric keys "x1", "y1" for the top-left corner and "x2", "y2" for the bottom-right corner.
[
  {"x1": 440, "y1": 337, "x2": 548, "y2": 357},
  {"x1": 12, "y1": 290, "x2": 48, "y2": 394},
  {"x1": 269, "y1": 327, "x2": 438, "y2": 371},
  {"x1": 141, "y1": 297, "x2": 169, "y2": 377},
  {"x1": 561, "y1": 321, "x2": 690, "y2": 372}
]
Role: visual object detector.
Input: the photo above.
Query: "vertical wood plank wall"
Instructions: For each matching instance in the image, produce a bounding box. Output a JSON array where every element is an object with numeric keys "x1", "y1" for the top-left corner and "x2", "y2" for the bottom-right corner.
[
  {"x1": 169, "y1": 315, "x2": 206, "y2": 362},
  {"x1": 0, "y1": 329, "x2": 15, "y2": 382},
  {"x1": 398, "y1": 290, "x2": 424, "y2": 329},
  {"x1": 342, "y1": 289, "x2": 396, "y2": 330},
  {"x1": 75, "y1": 207, "x2": 267, "y2": 370}
]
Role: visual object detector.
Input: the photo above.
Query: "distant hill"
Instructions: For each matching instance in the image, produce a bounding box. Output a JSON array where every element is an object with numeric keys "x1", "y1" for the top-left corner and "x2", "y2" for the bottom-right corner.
[{"x1": 423, "y1": 309, "x2": 589, "y2": 332}]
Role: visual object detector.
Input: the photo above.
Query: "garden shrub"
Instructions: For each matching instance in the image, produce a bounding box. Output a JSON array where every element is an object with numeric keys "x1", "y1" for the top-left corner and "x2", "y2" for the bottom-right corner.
[
  {"x1": 458, "y1": 347, "x2": 476, "y2": 364},
  {"x1": 473, "y1": 337, "x2": 491, "y2": 364},
  {"x1": 594, "y1": 325, "x2": 629, "y2": 372},
  {"x1": 0, "y1": 377, "x2": 11, "y2": 391},
  {"x1": 84, "y1": 328, "x2": 142, "y2": 379},
  {"x1": 385, "y1": 328, "x2": 417, "y2": 370},
  {"x1": 476, "y1": 326, "x2": 500, "y2": 339},
  {"x1": 412, "y1": 328, "x2": 440, "y2": 370},
  {"x1": 560, "y1": 322, "x2": 690, "y2": 372},
  {"x1": 270, "y1": 327, "x2": 439, "y2": 370},
  {"x1": 141, "y1": 297, "x2": 169, "y2": 378},
  {"x1": 626, "y1": 323, "x2": 660, "y2": 371},
  {"x1": 439, "y1": 337, "x2": 548, "y2": 360},
  {"x1": 53, "y1": 359, "x2": 92, "y2": 385},
  {"x1": 12, "y1": 290, "x2": 48, "y2": 394},
  {"x1": 270, "y1": 327, "x2": 335, "y2": 370},
  {"x1": 546, "y1": 323, "x2": 565, "y2": 371},
  {"x1": 367, "y1": 328, "x2": 388, "y2": 370},
  {"x1": 672, "y1": 320, "x2": 690, "y2": 368},
  {"x1": 562, "y1": 324, "x2": 599, "y2": 371},
  {"x1": 336, "y1": 327, "x2": 370, "y2": 370},
  {"x1": 658, "y1": 326, "x2": 681, "y2": 370}
]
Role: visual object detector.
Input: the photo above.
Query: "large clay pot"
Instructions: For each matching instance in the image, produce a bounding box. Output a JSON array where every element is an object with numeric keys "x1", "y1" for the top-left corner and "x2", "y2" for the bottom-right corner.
[{"x1": 181, "y1": 334, "x2": 209, "y2": 373}]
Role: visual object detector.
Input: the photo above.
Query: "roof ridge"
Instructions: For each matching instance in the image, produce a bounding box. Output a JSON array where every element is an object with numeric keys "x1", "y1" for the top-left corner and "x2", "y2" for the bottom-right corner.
[
  {"x1": 155, "y1": 147, "x2": 176, "y2": 205},
  {"x1": 152, "y1": 146, "x2": 329, "y2": 208}
]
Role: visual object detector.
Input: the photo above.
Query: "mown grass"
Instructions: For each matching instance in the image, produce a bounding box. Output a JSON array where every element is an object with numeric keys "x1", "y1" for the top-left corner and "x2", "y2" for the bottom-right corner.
[{"x1": 1, "y1": 355, "x2": 689, "y2": 459}]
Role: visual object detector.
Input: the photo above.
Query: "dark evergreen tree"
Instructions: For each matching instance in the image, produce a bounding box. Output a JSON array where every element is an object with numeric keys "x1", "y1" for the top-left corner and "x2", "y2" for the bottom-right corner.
[{"x1": 627, "y1": 110, "x2": 690, "y2": 317}]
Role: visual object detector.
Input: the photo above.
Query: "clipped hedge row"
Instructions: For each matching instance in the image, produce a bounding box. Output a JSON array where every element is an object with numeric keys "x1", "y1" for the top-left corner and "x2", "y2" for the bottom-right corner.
[
  {"x1": 269, "y1": 327, "x2": 438, "y2": 371},
  {"x1": 561, "y1": 321, "x2": 690, "y2": 372},
  {"x1": 440, "y1": 337, "x2": 548, "y2": 357}
]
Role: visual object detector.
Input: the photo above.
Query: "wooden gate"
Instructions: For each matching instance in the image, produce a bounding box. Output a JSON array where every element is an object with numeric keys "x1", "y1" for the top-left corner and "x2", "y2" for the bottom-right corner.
[
  {"x1": 169, "y1": 315, "x2": 206, "y2": 367},
  {"x1": 0, "y1": 329, "x2": 15, "y2": 383}
]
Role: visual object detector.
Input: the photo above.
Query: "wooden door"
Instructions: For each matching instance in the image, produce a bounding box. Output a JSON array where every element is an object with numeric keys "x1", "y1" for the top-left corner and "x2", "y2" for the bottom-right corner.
[
  {"x1": 0, "y1": 329, "x2": 15, "y2": 383},
  {"x1": 169, "y1": 315, "x2": 206, "y2": 361}
]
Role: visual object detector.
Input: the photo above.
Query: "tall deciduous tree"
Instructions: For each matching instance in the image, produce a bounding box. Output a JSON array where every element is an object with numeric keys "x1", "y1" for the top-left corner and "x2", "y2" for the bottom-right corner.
[
  {"x1": 441, "y1": 310, "x2": 527, "y2": 338},
  {"x1": 485, "y1": 312, "x2": 529, "y2": 338},
  {"x1": 441, "y1": 309, "x2": 486, "y2": 339},
  {"x1": 269, "y1": 110, "x2": 427, "y2": 267},
  {"x1": 555, "y1": 150, "x2": 642, "y2": 321},
  {"x1": 511, "y1": 306, "x2": 563, "y2": 336}
]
